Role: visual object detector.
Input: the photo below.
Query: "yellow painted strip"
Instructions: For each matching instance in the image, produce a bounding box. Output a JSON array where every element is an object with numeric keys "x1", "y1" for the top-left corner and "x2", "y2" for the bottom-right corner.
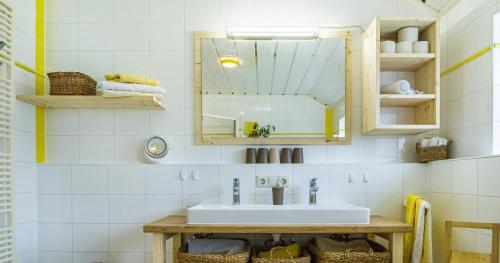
[
  {"x1": 441, "y1": 44, "x2": 495, "y2": 77},
  {"x1": 35, "y1": 0, "x2": 45, "y2": 163},
  {"x1": 15, "y1": 60, "x2": 45, "y2": 78},
  {"x1": 325, "y1": 107, "x2": 333, "y2": 138}
]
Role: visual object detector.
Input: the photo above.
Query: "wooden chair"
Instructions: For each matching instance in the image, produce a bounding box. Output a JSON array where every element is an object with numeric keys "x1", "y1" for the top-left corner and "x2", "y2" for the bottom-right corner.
[{"x1": 445, "y1": 221, "x2": 500, "y2": 263}]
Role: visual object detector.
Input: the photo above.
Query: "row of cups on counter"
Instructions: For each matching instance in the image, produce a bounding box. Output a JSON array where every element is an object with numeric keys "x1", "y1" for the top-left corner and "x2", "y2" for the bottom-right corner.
[
  {"x1": 381, "y1": 26, "x2": 430, "y2": 54},
  {"x1": 245, "y1": 147, "x2": 304, "y2": 164}
]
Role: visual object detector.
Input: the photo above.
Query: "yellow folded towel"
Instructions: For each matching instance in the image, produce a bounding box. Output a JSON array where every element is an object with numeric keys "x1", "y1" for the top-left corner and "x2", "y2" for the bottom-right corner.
[
  {"x1": 404, "y1": 194, "x2": 422, "y2": 263},
  {"x1": 258, "y1": 243, "x2": 300, "y2": 259},
  {"x1": 105, "y1": 74, "x2": 159, "y2": 86}
]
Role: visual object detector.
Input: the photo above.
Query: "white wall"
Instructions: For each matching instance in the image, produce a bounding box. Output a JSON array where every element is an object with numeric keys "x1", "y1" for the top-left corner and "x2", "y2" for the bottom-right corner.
[
  {"x1": 440, "y1": 0, "x2": 500, "y2": 158},
  {"x1": 39, "y1": 0, "x2": 435, "y2": 262},
  {"x1": 10, "y1": 0, "x2": 39, "y2": 262},
  {"x1": 429, "y1": 155, "x2": 500, "y2": 263}
]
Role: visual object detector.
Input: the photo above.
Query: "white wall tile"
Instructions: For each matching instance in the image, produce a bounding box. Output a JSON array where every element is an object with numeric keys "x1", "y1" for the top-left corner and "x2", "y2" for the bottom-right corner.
[
  {"x1": 185, "y1": 142, "x2": 220, "y2": 163},
  {"x1": 182, "y1": 166, "x2": 219, "y2": 195},
  {"x1": 46, "y1": 0, "x2": 77, "y2": 23},
  {"x1": 79, "y1": 110, "x2": 114, "y2": 135},
  {"x1": 114, "y1": 52, "x2": 150, "y2": 76},
  {"x1": 366, "y1": 164, "x2": 404, "y2": 194},
  {"x1": 114, "y1": 110, "x2": 150, "y2": 136},
  {"x1": 39, "y1": 223, "x2": 73, "y2": 251},
  {"x1": 150, "y1": 0, "x2": 184, "y2": 23},
  {"x1": 46, "y1": 136, "x2": 79, "y2": 163},
  {"x1": 150, "y1": 52, "x2": 185, "y2": 79},
  {"x1": 404, "y1": 163, "x2": 428, "y2": 194},
  {"x1": 109, "y1": 165, "x2": 146, "y2": 194},
  {"x1": 38, "y1": 165, "x2": 72, "y2": 194},
  {"x1": 79, "y1": 136, "x2": 115, "y2": 163},
  {"x1": 429, "y1": 193, "x2": 452, "y2": 224},
  {"x1": 39, "y1": 252, "x2": 72, "y2": 263},
  {"x1": 73, "y1": 224, "x2": 109, "y2": 252},
  {"x1": 109, "y1": 224, "x2": 145, "y2": 253},
  {"x1": 114, "y1": 24, "x2": 149, "y2": 51},
  {"x1": 478, "y1": 156, "x2": 500, "y2": 197},
  {"x1": 185, "y1": 0, "x2": 220, "y2": 23},
  {"x1": 219, "y1": 165, "x2": 255, "y2": 195},
  {"x1": 430, "y1": 161, "x2": 451, "y2": 193},
  {"x1": 331, "y1": 164, "x2": 365, "y2": 194},
  {"x1": 72, "y1": 195, "x2": 109, "y2": 223},
  {"x1": 150, "y1": 24, "x2": 185, "y2": 51},
  {"x1": 15, "y1": 193, "x2": 37, "y2": 224},
  {"x1": 114, "y1": 0, "x2": 150, "y2": 23},
  {"x1": 14, "y1": 162, "x2": 37, "y2": 193},
  {"x1": 79, "y1": 24, "x2": 114, "y2": 51},
  {"x1": 114, "y1": 136, "x2": 146, "y2": 163},
  {"x1": 451, "y1": 159, "x2": 477, "y2": 195},
  {"x1": 109, "y1": 253, "x2": 145, "y2": 263},
  {"x1": 78, "y1": 52, "x2": 114, "y2": 80},
  {"x1": 109, "y1": 196, "x2": 145, "y2": 223},
  {"x1": 46, "y1": 51, "x2": 78, "y2": 72},
  {"x1": 15, "y1": 223, "x2": 38, "y2": 255},
  {"x1": 46, "y1": 23, "x2": 77, "y2": 51},
  {"x1": 79, "y1": 0, "x2": 113, "y2": 23},
  {"x1": 478, "y1": 196, "x2": 500, "y2": 222},
  {"x1": 146, "y1": 166, "x2": 183, "y2": 195},
  {"x1": 367, "y1": 194, "x2": 403, "y2": 221},
  {"x1": 72, "y1": 166, "x2": 108, "y2": 194},
  {"x1": 450, "y1": 194, "x2": 477, "y2": 222},
  {"x1": 46, "y1": 110, "x2": 79, "y2": 135},
  {"x1": 149, "y1": 108, "x2": 186, "y2": 135},
  {"x1": 73, "y1": 253, "x2": 109, "y2": 263},
  {"x1": 38, "y1": 195, "x2": 71, "y2": 223}
]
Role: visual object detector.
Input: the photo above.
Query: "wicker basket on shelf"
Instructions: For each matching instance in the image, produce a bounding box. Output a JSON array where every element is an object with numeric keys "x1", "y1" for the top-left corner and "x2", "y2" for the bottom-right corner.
[
  {"x1": 251, "y1": 247, "x2": 311, "y2": 263},
  {"x1": 176, "y1": 240, "x2": 251, "y2": 263},
  {"x1": 48, "y1": 72, "x2": 96, "y2": 95},
  {"x1": 416, "y1": 142, "x2": 450, "y2": 163},
  {"x1": 307, "y1": 239, "x2": 391, "y2": 263}
]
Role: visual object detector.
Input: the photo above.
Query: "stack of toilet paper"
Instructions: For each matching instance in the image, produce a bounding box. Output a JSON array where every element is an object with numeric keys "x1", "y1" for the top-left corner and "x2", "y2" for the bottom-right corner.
[{"x1": 380, "y1": 27, "x2": 429, "y2": 54}]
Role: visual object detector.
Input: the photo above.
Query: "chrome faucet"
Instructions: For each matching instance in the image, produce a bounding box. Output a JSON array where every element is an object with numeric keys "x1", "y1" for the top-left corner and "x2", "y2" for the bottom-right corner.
[
  {"x1": 309, "y1": 178, "x2": 319, "y2": 205},
  {"x1": 233, "y1": 178, "x2": 240, "y2": 205}
]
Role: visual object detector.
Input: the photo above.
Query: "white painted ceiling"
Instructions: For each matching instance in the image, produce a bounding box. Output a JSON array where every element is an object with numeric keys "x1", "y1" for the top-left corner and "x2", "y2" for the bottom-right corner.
[{"x1": 201, "y1": 37, "x2": 346, "y2": 107}]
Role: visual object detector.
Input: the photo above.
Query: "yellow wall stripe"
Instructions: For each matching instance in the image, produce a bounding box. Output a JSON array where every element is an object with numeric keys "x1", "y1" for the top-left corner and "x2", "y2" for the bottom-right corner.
[
  {"x1": 325, "y1": 107, "x2": 333, "y2": 138},
  {"x1": 35, "y1": 0, "x2": 45, "y2": 163},
  {"x1": 441, "y1": 44, "x2": 499, "y2": 77}
]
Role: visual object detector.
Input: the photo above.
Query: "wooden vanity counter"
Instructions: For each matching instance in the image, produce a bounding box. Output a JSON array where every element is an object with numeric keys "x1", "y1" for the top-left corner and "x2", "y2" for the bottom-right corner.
[{"x1": 144, "y1": 214, "x2": 412, "y2": 263}]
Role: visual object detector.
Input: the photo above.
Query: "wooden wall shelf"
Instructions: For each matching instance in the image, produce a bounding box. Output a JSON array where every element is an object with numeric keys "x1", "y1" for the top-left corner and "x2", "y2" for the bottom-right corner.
[
  {"x1": 16, "y1": 95, "x2": 165, "y2": 110},
  {"x1": 362, "y1": 17, "x2": 440, "y2": 135}
]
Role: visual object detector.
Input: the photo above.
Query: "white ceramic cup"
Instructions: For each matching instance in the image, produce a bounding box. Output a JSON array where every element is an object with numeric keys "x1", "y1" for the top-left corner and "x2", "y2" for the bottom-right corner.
[
  {"x1": 396, "y1": 41, "x2": 412, "y2": 53},
  {"x1": 412, "y1": 41, "x2": 429, "y2": 53},
  {"x1": 398, "y1": 27, "x2": 419, "y2": 42},
  {"x1": 381, "y1": 40, "x2": 396, "y2": 53}
]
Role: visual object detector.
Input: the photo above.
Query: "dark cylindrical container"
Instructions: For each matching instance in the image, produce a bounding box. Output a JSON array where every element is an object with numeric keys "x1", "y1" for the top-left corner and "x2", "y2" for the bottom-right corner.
[
  {"x1": 280, "y1": 148, "x2": 292, "y2": 163},
  {"x1": 257, "y1": 148, "x2": 269, "y2": 163},
  {"x1": 272, "y1": 187, "x2": 284, "y2": 205},
  {"x1": 292, "y1": 148, "x2": 304, "y2": 163},
  {"x1": 245, "y1": 148, "x2": 257, "y2": 164}
]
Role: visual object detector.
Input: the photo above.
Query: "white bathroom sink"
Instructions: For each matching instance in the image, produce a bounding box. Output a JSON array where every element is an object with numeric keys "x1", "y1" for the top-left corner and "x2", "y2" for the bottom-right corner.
[{"x1": 187, "y1": 203, "x2": 370, "y2": 225}]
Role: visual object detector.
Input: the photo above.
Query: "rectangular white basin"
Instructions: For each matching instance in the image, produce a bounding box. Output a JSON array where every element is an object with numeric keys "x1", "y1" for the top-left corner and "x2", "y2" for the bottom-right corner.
[{"x1": 187, "y1": 203, "x2": 370, "y2": 225}]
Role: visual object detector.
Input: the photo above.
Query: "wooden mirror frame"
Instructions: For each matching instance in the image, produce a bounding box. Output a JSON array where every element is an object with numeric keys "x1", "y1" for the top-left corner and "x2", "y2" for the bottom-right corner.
[{"x1": 194, "y1": 30, "x2": 352, "y2": 145}]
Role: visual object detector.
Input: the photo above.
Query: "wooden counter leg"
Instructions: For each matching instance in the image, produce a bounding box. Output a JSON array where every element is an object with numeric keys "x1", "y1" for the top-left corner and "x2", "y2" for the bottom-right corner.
[
  {"x1": 153, "y1": 233, "x2": 166, "y2": 263},
  {"x1": 172, "y1": 234, "x2": 181, "y2": 263},
  {"x1": 389, "y1": 232, "x2": 403, "y2": 263}
]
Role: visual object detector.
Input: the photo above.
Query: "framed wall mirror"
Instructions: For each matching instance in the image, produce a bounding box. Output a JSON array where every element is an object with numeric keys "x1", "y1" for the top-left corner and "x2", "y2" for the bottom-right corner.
[{"x1": 194, "y1": 30, "x2": 352, "y2": 145}]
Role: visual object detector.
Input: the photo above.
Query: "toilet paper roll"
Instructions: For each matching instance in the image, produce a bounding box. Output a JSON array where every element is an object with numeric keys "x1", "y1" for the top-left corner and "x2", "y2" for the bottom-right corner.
[
  {"x1": 413, "y1": 41, "x2": 429, "y2": 53},
  {"x1": 396, "y1": 41, "x2": 412, "y2": 53},
  {"x1": 381, "y1": 80, "x2": 411, "y2": 94},
  {"x1": 381, "y1": 40, "x2": 396, "y2": 53},
  {"x1": 398, "y1": 27, "x2": 419, "y2": 42}
]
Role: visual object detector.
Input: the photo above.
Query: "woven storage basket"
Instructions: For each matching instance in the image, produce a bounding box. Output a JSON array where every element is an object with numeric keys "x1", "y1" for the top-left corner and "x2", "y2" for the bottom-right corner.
[
  {"x1": 416, "y1": 142, "x2": 450, "y2": 163},
  {"x1": 251, "y1": 247, "x2": 311, "y2": 263},
  {"x1": 308, "y1": 239, "x2": 391, "y2": 263},
  {"x1": 177, "y1": 240, "x2": 251, "y2": 263},
  {"x1": 48, "y1": 72, "x2": 96, "y2": 95}
]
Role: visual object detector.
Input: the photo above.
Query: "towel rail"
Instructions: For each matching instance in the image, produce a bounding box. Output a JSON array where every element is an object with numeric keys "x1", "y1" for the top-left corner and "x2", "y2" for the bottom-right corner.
[{"x1": 0, "y1": 54, "x2": 45, "y2": 78}]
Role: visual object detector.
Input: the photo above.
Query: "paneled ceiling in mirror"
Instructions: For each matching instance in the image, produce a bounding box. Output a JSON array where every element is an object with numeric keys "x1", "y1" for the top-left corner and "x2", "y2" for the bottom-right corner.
[{"x1": 194, "y1": 31, "x2": 352, "y2": 145}]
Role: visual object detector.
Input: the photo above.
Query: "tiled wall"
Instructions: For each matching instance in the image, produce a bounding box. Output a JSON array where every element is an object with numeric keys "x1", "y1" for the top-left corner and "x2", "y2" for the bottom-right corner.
[
  {"x1": 429, "y1": 155, "x2": 500, "y2": 263},
  {"x1": 37, "y1": 162, "x2": 427, "y2": 262},
  {"x1": 10, "y1": 0, "x2": 39, "y2": 262},
  {"x1": 440, "y1": 0, "x2": 500, "y2": 158},
  {"x1": 38, "y1": 0, "x2": 435, "y2": 262}
]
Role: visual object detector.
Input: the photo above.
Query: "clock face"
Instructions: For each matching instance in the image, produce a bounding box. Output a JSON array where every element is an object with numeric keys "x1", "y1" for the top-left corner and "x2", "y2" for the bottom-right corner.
[{"x1": 145, "y1": 137, "x2": 168, "y2": 158}]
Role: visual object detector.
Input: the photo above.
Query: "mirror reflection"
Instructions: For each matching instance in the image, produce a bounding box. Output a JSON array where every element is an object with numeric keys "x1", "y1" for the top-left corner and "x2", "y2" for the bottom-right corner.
[{"x1": 200, "y1": 35, "x2": 348, "y2": 141}]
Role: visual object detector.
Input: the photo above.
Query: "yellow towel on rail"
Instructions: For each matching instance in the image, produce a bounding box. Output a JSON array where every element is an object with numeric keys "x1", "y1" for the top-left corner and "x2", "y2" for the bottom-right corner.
[
  {"x1": 404, "y1": 194, "x2": 422, "y2": 263},
  {"x1": 105, "y1": 74, "x2": 159, "y2": 86}
]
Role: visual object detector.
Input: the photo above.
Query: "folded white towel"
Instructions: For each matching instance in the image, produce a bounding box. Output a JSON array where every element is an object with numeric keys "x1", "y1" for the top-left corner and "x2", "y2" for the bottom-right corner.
[
  {"x1": 381, "y1": 80, "x2": 411, "y2": 94},
  {"x1": 97, "y1": 81, "x2": 166, "y2": 94}
]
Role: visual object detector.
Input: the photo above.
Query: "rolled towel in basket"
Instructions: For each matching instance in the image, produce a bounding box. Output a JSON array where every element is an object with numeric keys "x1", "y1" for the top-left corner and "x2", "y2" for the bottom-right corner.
[
  {"x1": 187, "y1": 239, "x2": 246, "y2": 255},
  {"x1": 97, "y1": 81, "x2": 166, "y2": 94},
  {"x1": 380, "y1": 80, "x2": 411, "y2": 94},
  {"x1": 315, "y1": 236, "x2": 371, "y2": 252}
]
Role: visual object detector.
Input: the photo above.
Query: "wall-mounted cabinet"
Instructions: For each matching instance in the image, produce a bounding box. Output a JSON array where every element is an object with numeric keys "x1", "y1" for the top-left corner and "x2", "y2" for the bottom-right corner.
[{"x1": 362, "y1": 17, "x2": 439, "y2": 135}]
